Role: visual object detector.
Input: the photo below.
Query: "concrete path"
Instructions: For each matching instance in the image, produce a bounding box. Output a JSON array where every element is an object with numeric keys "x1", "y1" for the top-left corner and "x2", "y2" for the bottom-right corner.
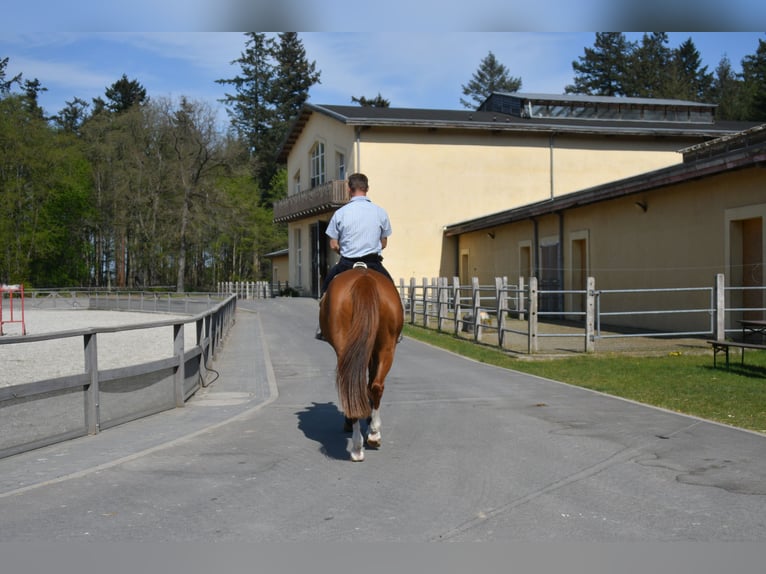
[{"x1": 0, "y1": 298, "x2": 764, "y2": 542}]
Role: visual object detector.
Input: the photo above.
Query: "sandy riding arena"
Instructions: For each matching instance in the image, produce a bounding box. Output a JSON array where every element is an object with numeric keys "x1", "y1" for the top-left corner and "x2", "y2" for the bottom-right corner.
[{"x1": 0, "y1": 309, "x2": 197, "y2": 387}]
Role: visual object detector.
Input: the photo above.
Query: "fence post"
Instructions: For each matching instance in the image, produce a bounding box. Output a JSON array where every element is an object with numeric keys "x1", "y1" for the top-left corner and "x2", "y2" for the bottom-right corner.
[
  {"x1": 715, "y1": 273, "x2": 725, "y2": 341},
  {"x1": 453, "y1": 277, "x2": 462, "y2": 335},
  {"x1": 84, "y1": 333, "x2": 100, "y2": 435},
  {"x1": 518, "y1": 276, "x2": 526, "y2": 321},
  {"x1": 528, "y1": 276, "x2": 538, "y2": 354},
  {"x1": 408, "y1": 277, "x2": 416, "y2": 324},
  {"x1": 174, "y1": 323, "x2": 186, "y2": 407},
  {"x1": 496, "y1": 277, "x2": 506, "y2": 348},
  {"x1": 422, "y1": 277, "x2": 429, "y2": 327},
  {"x1": 438, "y1": 277, "x2": 448, "y2": 332},
  {"x1": 585, "y1": 276, "x2": 595, "y2": 353},
  {"x1": 472, "y1": 277, "x2": 481, "y2": 341}
]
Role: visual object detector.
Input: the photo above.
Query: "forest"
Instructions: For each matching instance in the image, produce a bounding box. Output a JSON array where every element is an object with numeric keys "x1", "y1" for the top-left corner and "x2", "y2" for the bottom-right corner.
[{"x1": 2, "y1": 32, "x2": 765, "y2": 291}]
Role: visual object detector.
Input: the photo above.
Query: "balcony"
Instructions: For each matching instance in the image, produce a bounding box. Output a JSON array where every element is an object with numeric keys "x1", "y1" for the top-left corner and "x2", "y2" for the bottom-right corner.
[{"x1": 273, "y1": 180, "x2": 348, "y2": 223}]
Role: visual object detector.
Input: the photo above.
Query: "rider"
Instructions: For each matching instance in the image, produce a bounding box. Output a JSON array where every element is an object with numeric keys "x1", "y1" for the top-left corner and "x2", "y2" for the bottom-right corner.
[{"x1": 316, "y1": 172, "x2": 398, "y2": 340}]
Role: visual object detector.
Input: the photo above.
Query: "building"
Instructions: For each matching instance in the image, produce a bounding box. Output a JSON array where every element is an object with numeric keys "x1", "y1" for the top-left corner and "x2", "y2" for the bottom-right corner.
[
  {"x1": 274, "y1": 92, "x2": 756, "y2": 297},
  {"x1": 444, "y1": 123, "x2": 766, "y2": 332}
]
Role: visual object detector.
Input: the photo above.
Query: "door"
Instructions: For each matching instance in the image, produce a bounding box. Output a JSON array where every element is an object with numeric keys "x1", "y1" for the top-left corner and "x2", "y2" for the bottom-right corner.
[
  {"x1": 539, "y1": 241, "x2": 562, "y2": 313},
  {"x1": 310, "y1": 221, "x2": 329, "y2": 298}
]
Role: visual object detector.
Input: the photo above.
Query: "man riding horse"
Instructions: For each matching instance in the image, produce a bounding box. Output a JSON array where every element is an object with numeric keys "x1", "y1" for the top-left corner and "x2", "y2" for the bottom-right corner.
[{"x1": 316, "y1": 173, "x2": 399, "y2": 341}]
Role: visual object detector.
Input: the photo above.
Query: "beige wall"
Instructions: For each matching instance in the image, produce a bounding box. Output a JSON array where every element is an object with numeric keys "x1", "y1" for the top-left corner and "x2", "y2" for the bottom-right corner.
[
  {"x1": 269, "y1": 254, "x2": 289, "y2": 285},
  {"x1": 455, "y1": 166, "x2": 766, "y2": 331},
  {"x1": 356, "y1": 129, "x2": 696, "y2": 283},
  {"x1": 284, "y1": 114, "x2": 704, "y2": 291}
]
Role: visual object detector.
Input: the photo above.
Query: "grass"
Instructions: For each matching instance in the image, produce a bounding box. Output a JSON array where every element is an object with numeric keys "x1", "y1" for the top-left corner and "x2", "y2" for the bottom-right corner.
[{"x1": 402, "y1": 324, "x2": 766, "y2": 434}]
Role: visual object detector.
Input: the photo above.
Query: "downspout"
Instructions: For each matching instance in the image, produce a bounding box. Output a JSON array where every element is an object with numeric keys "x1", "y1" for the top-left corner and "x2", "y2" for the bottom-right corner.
[
  {"x1": 532, "y1": 217, "x2": 539, "y2": 280},
  {"x1": 549, "y1": 132, "x2": 556, "y2": 201},
  {"x1": 355, "y1": 127, "x2": 362, "y2": 171}
]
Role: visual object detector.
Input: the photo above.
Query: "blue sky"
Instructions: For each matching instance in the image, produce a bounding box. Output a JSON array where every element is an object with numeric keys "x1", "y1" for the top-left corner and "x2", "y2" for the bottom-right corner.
[{"x1": 2, "y1": 32, "x2": 764, "y2": 128}]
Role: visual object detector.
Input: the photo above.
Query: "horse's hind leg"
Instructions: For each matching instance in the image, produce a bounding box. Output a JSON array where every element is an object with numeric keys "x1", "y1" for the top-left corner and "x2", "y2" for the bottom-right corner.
[
  {"x1": 350, "y1": 419, "x2": 365, "y2": 462},
  {"x1": 366, "y1": 347, "x2": 394, "y2": 448},
  {"x1": 367, "y1": 408, "x2": 382, "y2": 448}
]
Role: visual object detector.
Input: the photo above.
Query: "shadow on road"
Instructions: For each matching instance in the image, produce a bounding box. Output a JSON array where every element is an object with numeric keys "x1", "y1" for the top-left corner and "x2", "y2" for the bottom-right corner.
[{"x1": 296, "y1": 401, "x2": 350, "y2": 460}]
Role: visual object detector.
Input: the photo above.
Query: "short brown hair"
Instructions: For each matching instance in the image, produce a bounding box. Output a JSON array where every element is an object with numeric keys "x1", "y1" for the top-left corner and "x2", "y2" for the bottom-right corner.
[{"x1": 347, "y1": 173, "x2": 369, "y2": 191}]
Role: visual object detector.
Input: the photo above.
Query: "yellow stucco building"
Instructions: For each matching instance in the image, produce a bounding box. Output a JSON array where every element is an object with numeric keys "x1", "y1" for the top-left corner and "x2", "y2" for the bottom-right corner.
[{"x1": 275, "y1": 92, "x2": 757, "y2": 299}]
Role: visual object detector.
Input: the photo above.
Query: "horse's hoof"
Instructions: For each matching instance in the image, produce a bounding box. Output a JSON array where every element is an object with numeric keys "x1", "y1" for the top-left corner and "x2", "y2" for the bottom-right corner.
[
  {"x1": 366, "y1": 432, "x2": 381, "y2": 448},
  {"x1": 350, "y1": 449, "x2": 365, "y2": 462}
]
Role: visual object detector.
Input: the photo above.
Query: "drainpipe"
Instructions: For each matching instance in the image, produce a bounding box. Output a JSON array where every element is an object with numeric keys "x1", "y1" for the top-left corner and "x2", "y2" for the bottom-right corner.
[
  {"x1": 549, "y1": 132, "x2": 556, "y2": 201},
  {"x1": 355, "y1": 127, "x2": 362, "y2": 171},
  {"x1": 532, "y1": 217, "x2": 539, "y2": 279}
]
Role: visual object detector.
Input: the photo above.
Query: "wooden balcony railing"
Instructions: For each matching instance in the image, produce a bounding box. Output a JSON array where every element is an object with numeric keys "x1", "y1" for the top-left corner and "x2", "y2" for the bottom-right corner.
[{"x1": 273, "y1": 180, "x2": 348, "y2": 223}]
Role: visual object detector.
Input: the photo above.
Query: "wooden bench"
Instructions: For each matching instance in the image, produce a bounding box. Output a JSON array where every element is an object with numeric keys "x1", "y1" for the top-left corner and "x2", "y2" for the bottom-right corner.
[{"x1": 707, "y1": 340, "x2": 766, "y2": 369}]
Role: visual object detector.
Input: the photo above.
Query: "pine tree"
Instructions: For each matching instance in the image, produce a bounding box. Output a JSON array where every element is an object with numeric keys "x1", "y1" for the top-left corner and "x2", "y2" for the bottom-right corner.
[
  {"x1": 665, "y1": 38, "x2": 714, "y2": 101},
  {"x1": 624, "y1": 33, "x2": 673, "y2": 98},
  {"x1": 0, "y1": 57, "x2": 22, "y2": 96},
  {"x1": 711, "y1": 56, "x2": 745, "y2": 120},
  {"x1": 218, "y1": 33, "x2": 320, "y2": 203},
  {"x1": 104, "y1": 74, "x2": 147, "y2": 113},
  {"x1": 351, "y1": 93, "x2": 390, "y2": 107},
  {"x1": 460, "y1": 51, "x2": 522, "y2": 109},
  {"x1": 217, "y1": 33, "x2": 276, "y2": 158},
  {"x1": 741, "y1": 37, "x2": 766, "y2": 121},
  {"x1": 566, "y1": 33, "x2": 634, "y2": 96},
  {"x1": 265, "y1": 32, "x2": 321, "y2": 203}
]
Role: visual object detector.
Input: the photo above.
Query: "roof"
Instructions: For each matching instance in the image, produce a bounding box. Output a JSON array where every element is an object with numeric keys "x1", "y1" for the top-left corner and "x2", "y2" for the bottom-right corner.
[
  {"x1": 484, "y1": 91, "x2": 718, "y2": 109},
  {"x1": 443, "y1": 123, "x2": 766, "y2": 237},
  {"x1": 277, "y1": 100, "x2": 757, "y2": 162}
]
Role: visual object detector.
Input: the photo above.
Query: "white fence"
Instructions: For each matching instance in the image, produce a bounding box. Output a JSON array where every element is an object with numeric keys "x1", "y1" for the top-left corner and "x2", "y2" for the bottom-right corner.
[{"x1": 218, "y1": 281, "x2": 277, "y2": 300}]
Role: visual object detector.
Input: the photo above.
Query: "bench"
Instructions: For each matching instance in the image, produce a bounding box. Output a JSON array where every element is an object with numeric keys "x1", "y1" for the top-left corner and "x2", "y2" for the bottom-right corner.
[{"x1": 707, "y1": 340, "x2": 766, "y2": 369}]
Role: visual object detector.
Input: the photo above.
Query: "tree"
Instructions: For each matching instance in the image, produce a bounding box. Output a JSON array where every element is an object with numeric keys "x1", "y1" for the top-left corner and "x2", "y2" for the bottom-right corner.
[
  {"x1": 741, "y1": 37, "x2": 766, "y2": 121},
  {"x1": 104, "y1": 74, "x2": 147, "y2": 113},
  {"x1": 0, "y1": 95, "x2": 92, "y2": 286},
  {"x1": 624, "y1": 32, "x2": 673, "y2": 98},
  {"x1": 264, "y1": 32, "x2": 321, "y2": 204},
  {"x1": 711, "y1": 56, "x2": 745, "y2": 120},
  {"x1": 0, "y1": 57, "x2": 22, "y2": 95},
  {"x1": 566, "y1": 32, "x2": 635, "y2": 96},
  {"x1": 217, "y1": 33, "x2": 276, "y2": 186},
  {"x1": 461, "y1": 51, "x2": 522, "y2": 109},
  {"x1": 351, "y1": 93, "x2": 390, "y2": 107},
  {"x1": 664, "y1": 37, "x2": 714, "y2": 101},
  {"x1": 218, "y1": 33, "x2": 320, "y2": 201},
  {"x1": 53, "y1": 97, "x2": 90, "y2": 133}
]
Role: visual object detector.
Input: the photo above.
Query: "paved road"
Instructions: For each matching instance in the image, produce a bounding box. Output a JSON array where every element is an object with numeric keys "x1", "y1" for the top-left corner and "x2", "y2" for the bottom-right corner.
[{"x1": 0, "y1": 298, "x2": 765, "y2": 542}]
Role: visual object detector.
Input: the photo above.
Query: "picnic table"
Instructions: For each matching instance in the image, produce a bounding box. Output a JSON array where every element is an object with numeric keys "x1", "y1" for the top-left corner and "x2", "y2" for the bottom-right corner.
[{"x1": 739, "y1": 319, "x2": 766, "y2": 341}]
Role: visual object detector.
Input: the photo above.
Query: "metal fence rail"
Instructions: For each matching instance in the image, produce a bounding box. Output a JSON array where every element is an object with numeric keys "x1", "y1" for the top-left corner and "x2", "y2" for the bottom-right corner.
[{"x1": 398, "y1": 273, "x2": 765, "y2": 355}]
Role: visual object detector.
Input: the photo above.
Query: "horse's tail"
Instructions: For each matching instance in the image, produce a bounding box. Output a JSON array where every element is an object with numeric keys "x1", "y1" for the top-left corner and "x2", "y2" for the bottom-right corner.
[{"x1": 337, "y1": 273, "x2": 379, "y2": 420}]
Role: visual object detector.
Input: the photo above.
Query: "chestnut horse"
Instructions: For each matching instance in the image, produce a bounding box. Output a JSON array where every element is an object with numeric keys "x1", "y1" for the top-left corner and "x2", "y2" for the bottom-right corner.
[{"x1": 319, "y1": 264, "x2": 403, "y2": 462}]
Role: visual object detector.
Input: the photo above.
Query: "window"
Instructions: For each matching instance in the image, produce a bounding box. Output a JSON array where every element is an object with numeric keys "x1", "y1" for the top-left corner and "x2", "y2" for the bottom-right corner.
[
  {"x1": 293, "y1": 170, "x2": 301, "y2": 195},
  {"x1": 310, "y1": 142, "x2": 325, "y2": 188},
  {"x1": 336, "y1": 151, "x2": 346, "y2": 181}
]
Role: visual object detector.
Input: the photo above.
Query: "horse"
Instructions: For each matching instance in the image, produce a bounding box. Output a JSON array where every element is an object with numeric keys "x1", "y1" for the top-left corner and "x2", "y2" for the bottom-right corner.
[{"x1": 319, "y1": 264, "x2": 403, "y2": 462}]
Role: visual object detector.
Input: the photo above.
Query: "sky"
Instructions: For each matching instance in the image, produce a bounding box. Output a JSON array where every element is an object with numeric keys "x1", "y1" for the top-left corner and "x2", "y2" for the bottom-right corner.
[{"x1": 2, "y1": 30, "x2": 765, "y2": 128}]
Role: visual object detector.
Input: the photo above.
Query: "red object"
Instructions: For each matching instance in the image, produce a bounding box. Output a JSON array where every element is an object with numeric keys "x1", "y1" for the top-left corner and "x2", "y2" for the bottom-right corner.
[{"x1": 0, "y1": 283, "x2": 26, "y2": 336}]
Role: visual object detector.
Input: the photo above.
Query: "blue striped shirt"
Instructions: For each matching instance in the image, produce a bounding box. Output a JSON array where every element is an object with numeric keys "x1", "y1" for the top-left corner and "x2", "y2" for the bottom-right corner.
[{"x1": 326, "y1": 196, "x2": 392, "y2": 258}]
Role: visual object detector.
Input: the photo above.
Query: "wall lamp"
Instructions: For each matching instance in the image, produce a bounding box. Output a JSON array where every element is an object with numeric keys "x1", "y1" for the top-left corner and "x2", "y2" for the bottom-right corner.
[
  {"x1": 486, "y1": 231, "x2": 495, "y2": 239},
  {"x1": 634, "y1": 200, "x2": 648, "y2": 212}
]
